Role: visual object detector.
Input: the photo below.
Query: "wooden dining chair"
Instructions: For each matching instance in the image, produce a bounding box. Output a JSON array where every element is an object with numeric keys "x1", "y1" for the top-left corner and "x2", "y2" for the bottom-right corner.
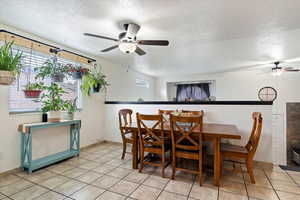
[
  {"x1": 170, "y1": 114, "x2": 205, "y2": 185},
  {"x1": 158, "y1": 109, "x2": 174, "y2": 121},
  {"x1": 220, "y1": 112, "x2": 263, "y2": 184},
  {"x1": 136, "y1": 113, "x2": 170, "y2": 177},
  {"x1": 118, "y1": 109, "x2": 133, "y2": 159}
]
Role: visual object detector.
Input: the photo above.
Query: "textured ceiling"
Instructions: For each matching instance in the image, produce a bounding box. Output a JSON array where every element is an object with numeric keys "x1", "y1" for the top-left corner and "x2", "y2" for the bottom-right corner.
[{"x1": 1, "y1": 0, "x2": 300, "y2": 76}]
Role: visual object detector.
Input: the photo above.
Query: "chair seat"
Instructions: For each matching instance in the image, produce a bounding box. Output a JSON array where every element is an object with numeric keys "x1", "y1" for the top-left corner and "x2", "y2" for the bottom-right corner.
[{"x1": 221, "y1": 143, "x2": 248, "y2": 154}]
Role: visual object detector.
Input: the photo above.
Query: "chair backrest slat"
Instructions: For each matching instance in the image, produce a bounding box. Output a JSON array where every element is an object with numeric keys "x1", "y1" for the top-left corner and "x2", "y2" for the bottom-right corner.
[
  {"x1": 118, "y1": 109, "x2": 133, "y2": 128},
  {"x1": 245, "y1": 112, "x2": 263, "y2": 157},
  {"x1": 170, "y1": 114, "x2": 203, "y2": 151},
  {"x1": 136, "y1": 113, "x2": 165, "y2": 147}
]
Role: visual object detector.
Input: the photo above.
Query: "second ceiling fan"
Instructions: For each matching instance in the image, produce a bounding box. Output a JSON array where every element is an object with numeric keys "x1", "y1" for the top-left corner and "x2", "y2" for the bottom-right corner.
[{"x1": 84, "y1": 23, "x2": 169, "y2": 56}]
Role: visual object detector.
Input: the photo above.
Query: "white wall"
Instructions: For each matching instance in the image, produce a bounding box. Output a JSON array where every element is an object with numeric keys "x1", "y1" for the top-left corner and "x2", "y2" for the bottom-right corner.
[
  {"x1": 156, "y1": 69, "x2": 300, "y2": 165},
  {"x1": 0, "y1": 24, "x2": 156, "y2": 173}
]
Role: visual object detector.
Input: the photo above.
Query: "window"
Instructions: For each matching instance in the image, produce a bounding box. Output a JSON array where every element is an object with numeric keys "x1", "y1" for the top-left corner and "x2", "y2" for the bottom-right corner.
[
  {"x1": 8, "y1": 44, "x2": 83, "y2": 113},
  {"x1": 136, "y1": 79, "x2": 149, "y2": 88},
  {"x1": 176, "y1": 83, "x2": 210, "y2": 101}
]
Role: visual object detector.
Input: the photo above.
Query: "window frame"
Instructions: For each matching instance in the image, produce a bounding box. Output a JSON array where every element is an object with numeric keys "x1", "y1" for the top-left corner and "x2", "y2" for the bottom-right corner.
[{"x1": 7, "y1": 44, "x2": 84, "y2": 114}]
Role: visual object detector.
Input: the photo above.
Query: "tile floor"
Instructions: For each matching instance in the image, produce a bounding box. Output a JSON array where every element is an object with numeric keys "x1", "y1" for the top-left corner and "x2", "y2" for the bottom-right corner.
[{"x1": 0, "y1": 142, "x2": 300, "y2": 200}]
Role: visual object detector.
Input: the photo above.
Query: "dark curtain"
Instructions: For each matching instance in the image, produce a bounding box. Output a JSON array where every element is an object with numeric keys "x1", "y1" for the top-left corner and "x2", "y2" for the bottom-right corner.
[{"x1": 176, "y1": 83, "x2": 210, "y2": 101}]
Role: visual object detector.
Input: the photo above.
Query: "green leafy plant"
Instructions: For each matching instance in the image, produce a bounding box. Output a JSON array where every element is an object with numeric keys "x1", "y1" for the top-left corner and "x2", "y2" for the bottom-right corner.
[
  {"x1": 64, "y1": 98, "x2": 77, "y2": 113},
  {"x1": 36, "y1": 83, "x2": 66, "y2": 112},
  {"x1": 34, "y1": 57, "x2": 70, "y2": 81},
  {"x1": 0, "y1": 41, "x2": 22, "y2": 75},
  {"x1": 24, "y1": 82, "x2": 43, "y2": 90},
  {"x1": 81, "y1": 67, "x2": 109, "y2": 96}
]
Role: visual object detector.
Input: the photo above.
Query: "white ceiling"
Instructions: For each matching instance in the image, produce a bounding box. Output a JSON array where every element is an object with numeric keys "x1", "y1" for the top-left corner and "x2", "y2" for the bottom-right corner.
[{"x1": 1, "y1": 0, "x2": 300, "y2": 77}]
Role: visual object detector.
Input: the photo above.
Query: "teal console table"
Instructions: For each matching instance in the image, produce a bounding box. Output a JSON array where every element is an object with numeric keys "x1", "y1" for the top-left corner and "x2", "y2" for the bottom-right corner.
[{"x1": 18, "y1": 120, "x2": 81, "y2": 173}]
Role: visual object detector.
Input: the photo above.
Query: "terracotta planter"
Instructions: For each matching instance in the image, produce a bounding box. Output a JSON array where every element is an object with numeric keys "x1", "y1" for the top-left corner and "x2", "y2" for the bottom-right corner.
[
  {"x1": 0, "y1": 70, "x2": 15, "y2": 85},
  {"x1": 47, "y1": 111, "x2": 62, "y2": 122},
  {"x1": 23, "y1": 90, "x2": 42, "y2": 98}
]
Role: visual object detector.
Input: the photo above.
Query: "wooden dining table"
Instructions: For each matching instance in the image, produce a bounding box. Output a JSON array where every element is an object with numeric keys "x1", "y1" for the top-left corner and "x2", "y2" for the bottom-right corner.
[{"x1": 123, "y1": 122, "x2": 240, "y2": 186}]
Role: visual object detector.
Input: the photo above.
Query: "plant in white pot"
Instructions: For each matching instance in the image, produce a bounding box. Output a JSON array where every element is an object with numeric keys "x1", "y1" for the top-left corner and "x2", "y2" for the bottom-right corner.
[
  {"x1": 37, "y1": 83, "x2": 66, "y2": 122},
  {"x1": 0, "y1": 41, "x2": 22, "y2": 85},
  {"x1": 63, "y1": 98, "x2": 77, "y2": 120}
]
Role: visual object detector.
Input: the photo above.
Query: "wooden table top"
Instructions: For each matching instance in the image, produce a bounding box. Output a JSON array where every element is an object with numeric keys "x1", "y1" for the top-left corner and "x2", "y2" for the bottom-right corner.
[{"x1": 123, "y1": 122, "x2": 241, "y2": 139}]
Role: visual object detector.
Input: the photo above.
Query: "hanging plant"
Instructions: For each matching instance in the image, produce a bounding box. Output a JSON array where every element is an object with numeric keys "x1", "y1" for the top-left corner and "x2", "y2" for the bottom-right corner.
[
  {"x1": 23, "y1": 82, "x2": 43, "y2": 98},
  {"x1": 34, "y1": 56, "x2": 70, "y2": 82},
  {"x1": 81, "y1": 65, "x2": 109, "y2": 96},
  {"x1": 0, "y1": 41, "x2": 22, "y2": 85},
  {"x1": 68, "y1": 64, "x2": 89, "y2": 79}
]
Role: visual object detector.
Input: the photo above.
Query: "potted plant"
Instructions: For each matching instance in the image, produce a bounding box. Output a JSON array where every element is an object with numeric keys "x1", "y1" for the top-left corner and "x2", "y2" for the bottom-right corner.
[
  {"x1": 69, "y1": 65, "x2": 89, "y2": 79},
  {"x1": 34, "y1": 56, "x2": 70, "y2": 82},
  {"x1": 0, "y1": 41, "x2": 22, "y2": 85},
  {"x1": 81, "y1": 68, "x2": 109, "y2": 96},
  {"x1": 23, "y1": 82, "x2": 43, "y2": 98},
  {"x1": 36, "y1": 83, "x2": 66, "y2": 122},
  {"x1": 63, "y1": 98, "x2": 77, "y2": 120}
]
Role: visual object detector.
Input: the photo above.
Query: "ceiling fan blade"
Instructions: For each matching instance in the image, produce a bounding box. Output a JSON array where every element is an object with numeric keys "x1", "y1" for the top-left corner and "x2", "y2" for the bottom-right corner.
[
  {"x1": 135, "y1": 47, "x2": 146, "y2": 56},
  {"x1": 284, "y1": 67, "x2": 300, "y2": 72},
  {"x1": 84, "y1": 33, "x2": 119, "y2": 42},
  {"x1": 101, "y1": 45, "x2": 119, "y2": 52},
  {"x1": 138, "y1": 40, "x2": 169, "y2": 46}
]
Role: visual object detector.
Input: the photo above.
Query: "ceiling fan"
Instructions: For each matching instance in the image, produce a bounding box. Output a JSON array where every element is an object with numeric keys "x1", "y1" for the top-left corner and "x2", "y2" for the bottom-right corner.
[
  {"x1": 271, "y1": 61, "x2": 300, "y2": 76},
  {"x1": 83, "y1": 23, "x2": 169, "y2": 56}
]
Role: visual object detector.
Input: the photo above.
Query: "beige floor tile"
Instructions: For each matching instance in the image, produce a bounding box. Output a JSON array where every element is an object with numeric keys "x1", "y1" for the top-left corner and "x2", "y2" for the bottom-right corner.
[
  {"x1": 93, "y1": 164, "x2": 117, "y2": 174},
  {"x1": 125, "y1": 171, "x2": 149, "y2": 184},
  {"x1": 78, "y1": 162, "x2": 99, "y2": 170},
  {"x1": 130, "y1": 185, "x2": 161, "y2": 200},
  {"x1": 265, "y1": 171, "x2": 294, "y2": 183},
  {"x1": 271, "y1": 180, "x2": 300, "y2": 195},
  {"x1": 61, "y1": 168, "x2": 88, "y2": 178},
  {"x1": 157, "y1": 191, "x2": 187, "y2": 200},
  {"x1": 164, "y1": 180, "x2": 192, "y2": 196},
  {"x1": 219, "y1": 180, "x2": 247, "y2": 195},
  {"x1": 80, "y1": 153, "x2": 101, "y2": 161},
  {"x1": 172, "y1": 171, "x2": 194, "y2": 184},
  {"x1": 218, "y1": 191, "x2": 248, "y2": 200},
  {"x1": 94, "y1": 156, "x2": 111, "y2": 164},
  {"x1": 47, "y1": 163, "x2": 75, "y2": 173},
  {"x1": 52, "y1": 179, "x2": 86, "y2": 196},
  {"x1": 23, "y1": 170, "x2": 55, "y2": 183},
  {"x1": 143, "y1": 175, "x2": 169, "y2": 189},
  {"x1": 107, "y1": 167, "x2": 133, "y2": 178},
  {"x1": 0, "y1": 193, "x2": 6, "y2": 199},
  {"x1": 109, "y1": 180, "x2": 139, "y2": 196},
  {"x1": 10, "y1": 185, "x2": 49, "y2": 200},
  {"x1": 71, "y1": 185, "x2": 105, "y2": 200},
  {"x1": 244, "y1": 175, "x2": 273, "y2": 188},
  {"x1": 91, "y1": 175, "x2": 121, "y2": 189},
  {"x1": 0, "y1": 174, "x2": 21, "y2": 187},
  {"x1": 289, "y1": 173, "x2": 300, "y2": 181},
  {"x1": 96, "y1": 191, "x2": 126, "y2": 200},
  {"x1": 106, "y1": 159, "x2": 126, "y2": 167},
  {"x1": 119, "y1": 161, "x2": 132, "y2": 169},
  {"x1": 0, "y1": 179, "x2": 34, "y2": 196},
  {"x1": 75, "y1": 171, "x2": 103, "y2": 183},
  {"x1": 189, "y1": 184, "x2": 218, "y2": 200},
  {"x1": 34, "y1": 191, "x2": 65, "y2": 200},
  {"x1": 247, "y1": 185, "x2": 279, "y2": 200},
  {"x1": 221, "y1": 172, "x2": 244, "y2": 183},
  {"x1": 277, "y1": 191, "x2": 300, "y2": 200},
  {"x1": 39, "y1": 175, "x2": 70, "y2": 189}
]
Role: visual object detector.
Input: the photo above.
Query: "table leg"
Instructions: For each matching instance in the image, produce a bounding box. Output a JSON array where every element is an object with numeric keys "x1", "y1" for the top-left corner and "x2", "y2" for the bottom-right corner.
[
  {"x1": 132, "y1": 130, "x2": 138, "y2": 169},
  {"x1": 213, "y1": 137, "x2": 221, "y2": 186}
]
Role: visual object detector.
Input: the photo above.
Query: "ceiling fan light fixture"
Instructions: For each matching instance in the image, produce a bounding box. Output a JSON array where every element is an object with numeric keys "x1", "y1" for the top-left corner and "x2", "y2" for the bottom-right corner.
[
  {"x1": 272, "y1": 67, "x2": 282, "y2": 76},
  {"x1": 119, "y1": 42, "x2": 137, "y2": 54}
]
